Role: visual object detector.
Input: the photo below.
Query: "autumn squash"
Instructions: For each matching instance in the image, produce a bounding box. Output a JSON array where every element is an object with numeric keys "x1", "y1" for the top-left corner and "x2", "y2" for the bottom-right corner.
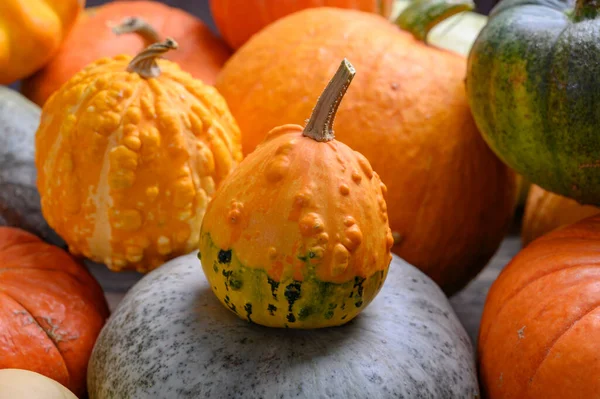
[
  {"x1": 0, "y1": 87, "x2": 63, "y2": 246},
  {"x1": 88, "y1": 251, "x2": 479, "y2": 398},
  {"x1": 215, "y1": 4, "x2": 516, "y2": 295},
  {"x1": 21, "y1": 0, "x2": 231, "y2": 106},
  {"x1": 522, "y1": 184, "x2": 599, "y2": 246},
  {"x1": 0, "y1": 0, "x2": 83, "y2": 84},
  {"x1": 200, "y1": 60, "x2": 392, "y2": 328},
  {"x1": 467, "y1": 0, "x2": 600, "y2": 206},
  {"x1": 0, "y1": 227, "x2": 109, "y2": 397},
  {"x1": 35, "y1": 39, "x2": 243, "y2": 273},
  {"x1": 479, "y1": 215, "x2": 600, "y2": 398},
  {"x1": 0, "y1": 369, "x2": 77, "y2": 399},
  {"x1": 210, "y1": 0, "x2": 394, "y2": 50}
]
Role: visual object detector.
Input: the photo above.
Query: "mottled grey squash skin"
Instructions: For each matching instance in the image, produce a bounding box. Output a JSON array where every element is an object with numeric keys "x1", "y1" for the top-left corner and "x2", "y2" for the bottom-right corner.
[
  {"x1": 88, "y1": 253, "x2": 479, "y2": 399},
  {"x1": 0, "y1": 87, "x2": 63, "y2": 246}
]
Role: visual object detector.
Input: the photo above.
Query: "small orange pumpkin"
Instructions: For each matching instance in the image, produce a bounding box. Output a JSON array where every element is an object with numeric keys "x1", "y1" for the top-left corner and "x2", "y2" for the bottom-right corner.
[
  {"x1": 0, "y1": 0, "x2": 83, "y2": 84},
  {"x1": 22, "y1": 0, "x2": 231, "y2": 106},
  {"x1": 522, "y1": 184, "x2": 599, "y2": 246},
  {"x1": 210, "y1": 0, "x2": 394, "y2": 50},
  {"x1": 35, "y1": 39, "x2": 242, "y2": 272},
  {"x1": 199, "y1": 60, "x2": 393, "y2": 328},
  {"x1": 479, "y1": 215, "x2": 600, "y2": 398}
]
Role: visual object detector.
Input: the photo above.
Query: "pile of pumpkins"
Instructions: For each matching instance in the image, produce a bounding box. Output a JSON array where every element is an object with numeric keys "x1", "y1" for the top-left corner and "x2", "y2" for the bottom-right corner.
[{"x1": 1, "y1": 0, "x2": 600, "y2": 397}]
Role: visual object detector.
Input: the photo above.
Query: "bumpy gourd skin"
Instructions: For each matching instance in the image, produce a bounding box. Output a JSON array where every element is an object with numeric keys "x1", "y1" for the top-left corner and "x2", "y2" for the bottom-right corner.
[
  {"x1": 35, "y1": 55, "x2": 242, "y2": 272},
  {"x1": 0, "y1": 0, "x2": 82, "y2": 84},
  {"x1": 199, "y1": 125, "x2": 393, "y2": 328},
  {"x1": 467, "y1": 0, "x2": 600, "y2": 205}
]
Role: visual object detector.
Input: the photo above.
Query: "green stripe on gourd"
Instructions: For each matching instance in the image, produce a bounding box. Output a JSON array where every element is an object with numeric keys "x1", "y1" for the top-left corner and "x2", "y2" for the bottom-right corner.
[
  {"x1": 200, "y1": 232, "x2": 387, "y2": 329},
  {"x1": 467, "y1": 0, "x2": 600, "y2": 205}
]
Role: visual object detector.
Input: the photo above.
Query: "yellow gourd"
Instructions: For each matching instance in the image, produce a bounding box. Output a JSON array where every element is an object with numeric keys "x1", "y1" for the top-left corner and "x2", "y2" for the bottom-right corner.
[
  {"x1": 0, "y1": 0, "x2": 83, "y2": 84},
  {"x1": 35, "y1": 39, "x2": 243, "y2": 272}
]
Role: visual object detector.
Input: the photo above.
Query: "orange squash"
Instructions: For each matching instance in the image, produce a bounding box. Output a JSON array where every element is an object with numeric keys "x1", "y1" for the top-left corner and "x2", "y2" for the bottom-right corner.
[
  {"x1": 210, "y1": 0, "x2": 394, "y2": 50},
  {"x1": 522, "y1": 184, "x2": 599, "y2": 246},
  {"x1": 215, "y1": 4, "x2": 516, "y2": 294},
  {"x1": 35, "y1": 39, "x2": 243, "y2": 273},
  {"x1": 0, "y1": 0, "x2": 83, "y2": 84},
  {"x1": 0, "y1": 227, "x2": 109, "y2": 398},
  {"x1": 479, "y1": 215, "x2": 600, "y2": 398},
  {"x1": 21, "y1": 0, "x2": 231, "y2": 106},
  {"x1": 200, "y1": 60, "x2": 393, "y2": 328}
]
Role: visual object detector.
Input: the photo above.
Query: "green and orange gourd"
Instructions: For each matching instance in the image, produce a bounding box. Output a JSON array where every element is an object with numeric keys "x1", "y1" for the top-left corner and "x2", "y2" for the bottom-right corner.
[{"x1": 199, "y1": 60, "x2": 393, "y2": 328}]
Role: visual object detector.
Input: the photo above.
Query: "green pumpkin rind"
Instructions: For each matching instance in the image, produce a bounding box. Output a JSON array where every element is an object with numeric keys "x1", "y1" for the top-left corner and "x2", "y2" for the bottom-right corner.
[
  {"x1": 199, "y1": 232, "x2": 387, "y2": 329},
  {"x1": 467, "y1": 0, "x2": 600, "y2": 205}
]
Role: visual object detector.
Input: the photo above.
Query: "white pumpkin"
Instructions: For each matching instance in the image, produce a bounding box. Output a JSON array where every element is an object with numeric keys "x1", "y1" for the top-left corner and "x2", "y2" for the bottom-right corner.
[
  {"x1": 88, "y1": 253, "x2": 479, "y2": 398},
  {"x1": 0, "y1": 369, "x2": 77, "y2": 399}
]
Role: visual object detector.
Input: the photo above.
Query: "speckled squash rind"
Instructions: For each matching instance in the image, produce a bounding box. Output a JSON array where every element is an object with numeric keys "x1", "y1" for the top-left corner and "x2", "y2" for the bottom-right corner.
[
  {"x1": 35, "y1": 53, "x2": 242, "y2": 272},
  {"x1": 88, "y1": 252, "x2": 480, "y2": 399},
  {"x1": 0, "y1": 87, "x2": 63, "y2": 246}
]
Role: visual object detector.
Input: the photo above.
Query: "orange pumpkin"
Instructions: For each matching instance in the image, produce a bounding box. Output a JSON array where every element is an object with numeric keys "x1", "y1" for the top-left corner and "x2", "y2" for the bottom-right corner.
[
  {"x1": 0, "y1": 0, "x2": 83, "y2": 84},
  {"x1": 0, "y1": 227, "x2": 109, "y2": 398},
  {"x1": 215, "y1": 4, "x2": 516, "y2": 294},
  {"x1": 522, "y1": 184, "x2": 599, "y2": 246},
  {"x1": 35, "y1": 39, "x2": 243, "y2": 273},
  {"x1": 210, "y1": 0, "x2": 394, "y2": 50},
  {"x1": 200, "y1": 59, "x2": 393, "y2": 328},
  {"x1": 21, "y1": 0, "x2": 231, "y2": 106},
  {"x1": 479, "y1": 215, "x2": 600, "y2": 398}
]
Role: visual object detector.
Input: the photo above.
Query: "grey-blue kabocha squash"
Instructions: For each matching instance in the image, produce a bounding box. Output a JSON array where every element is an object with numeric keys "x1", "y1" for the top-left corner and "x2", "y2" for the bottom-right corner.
[
  {"x1": 0, "y1": 86, "x2": 62, "y2": 245},
  {"x1": 88, "y1": 252, "x2": 479, "y2": 398}
]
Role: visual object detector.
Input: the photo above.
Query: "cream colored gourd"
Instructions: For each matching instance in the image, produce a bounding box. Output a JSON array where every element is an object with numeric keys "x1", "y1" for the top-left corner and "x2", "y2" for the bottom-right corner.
[{"x1": 0, "y1": 369, "x2": 77, "y2": 399}]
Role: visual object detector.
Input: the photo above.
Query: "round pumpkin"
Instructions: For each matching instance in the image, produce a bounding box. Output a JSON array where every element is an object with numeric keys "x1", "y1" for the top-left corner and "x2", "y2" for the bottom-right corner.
[
  {"x1": 0, "y1": 227, "x2": 109, "y2": 397},
  {"x1": 0, "y1": 87, "x2": 63, "y2": 246},
  {"x1": 35, "y1": 39, "x2": 243, "y2": 273},
  {"x1": 200, "y1": 60, "x2": 392, "y2": 328},
  {"x1": 0, "y1": 369, "x2": 77, "y2": 399},
  {"x1": 467, "y1": 0, "x2": 600, "y2": 206},
  {"x1": 0, "y1": 0, "x2": 83, "y2": 84},
  {"x1": 21, "y1": 0, "x2": 231, "y2": 106},
  {"x1": 88, "y1": 252, "x2": 479, "y2": 398},
  {"x1": 210, "y1": 0, "x2": 394, "y2": 50},
  {"x1": 522, "y1": 184, "x2": 599, "y2": 246},
  {"x1": 479, "y1": 214, "x2": 600, "y2": 398},
  {"x1": 214, "y1": 4, "x2": 516, "y2": 294}
]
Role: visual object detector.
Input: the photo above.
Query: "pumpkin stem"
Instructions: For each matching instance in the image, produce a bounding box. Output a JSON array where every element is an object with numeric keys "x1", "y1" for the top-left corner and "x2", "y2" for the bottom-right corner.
[
  {"x1": 574, "y1": 0, "x2": 600, "y2": 20},
  {"x1": 111, "y1": 17, "x2": 161, "y2": 44},
  {"x1": 303, "y1": 59, "x2": 356, "y2": 142},
  {"x1": 395, "y1": 0, "x2": 474, "y2": 43},
  {"x1": 126, "y1": 38, "x2": 178, "y2": 79}
]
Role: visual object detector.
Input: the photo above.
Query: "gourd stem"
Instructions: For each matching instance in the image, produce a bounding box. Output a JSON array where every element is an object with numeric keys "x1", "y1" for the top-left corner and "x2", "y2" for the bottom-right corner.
[
  {"x1": 574, "y1": 0, "x2": 600, "y2": 20},
  {"x1": 303, "y1": 59, "x2": 356, "y2": 142},
  {"x1": 395, "y1": 0, "x2": 474, "y2": 43},
  {"x1": 111, "y1": 17, "x2": 161, "y2": 44},
  {"x1": 127, "y1": 38, "x2": 178, "y2": 79}
]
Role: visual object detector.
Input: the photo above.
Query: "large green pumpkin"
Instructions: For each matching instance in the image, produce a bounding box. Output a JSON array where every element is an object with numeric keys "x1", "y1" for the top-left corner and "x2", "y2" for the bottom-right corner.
[
  {"x1": 467, "y1": 0, "x2": 600, "y2": 205},
  {"x1": 88, "y1": 252, "x2": 479, "y2": 398}
]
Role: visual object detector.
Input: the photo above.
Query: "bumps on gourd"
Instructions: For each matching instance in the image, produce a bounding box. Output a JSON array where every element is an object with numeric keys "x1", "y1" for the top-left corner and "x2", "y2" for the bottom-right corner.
[
  {"x1": 199, "y1": 112, "x2": 393, "y2": 328},
  {"x1": 35, "y1": 50, "x2": 242, "y2": 272}
]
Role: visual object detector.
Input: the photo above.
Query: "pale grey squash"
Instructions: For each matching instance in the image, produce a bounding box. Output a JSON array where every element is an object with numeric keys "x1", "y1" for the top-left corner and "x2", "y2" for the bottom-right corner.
[
  {"x1": 0, "y1": 87, "x2": 62, "y2": 245},
  {"x1": 88, "y1": 253, "x2": 479, "y2": 398}
]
